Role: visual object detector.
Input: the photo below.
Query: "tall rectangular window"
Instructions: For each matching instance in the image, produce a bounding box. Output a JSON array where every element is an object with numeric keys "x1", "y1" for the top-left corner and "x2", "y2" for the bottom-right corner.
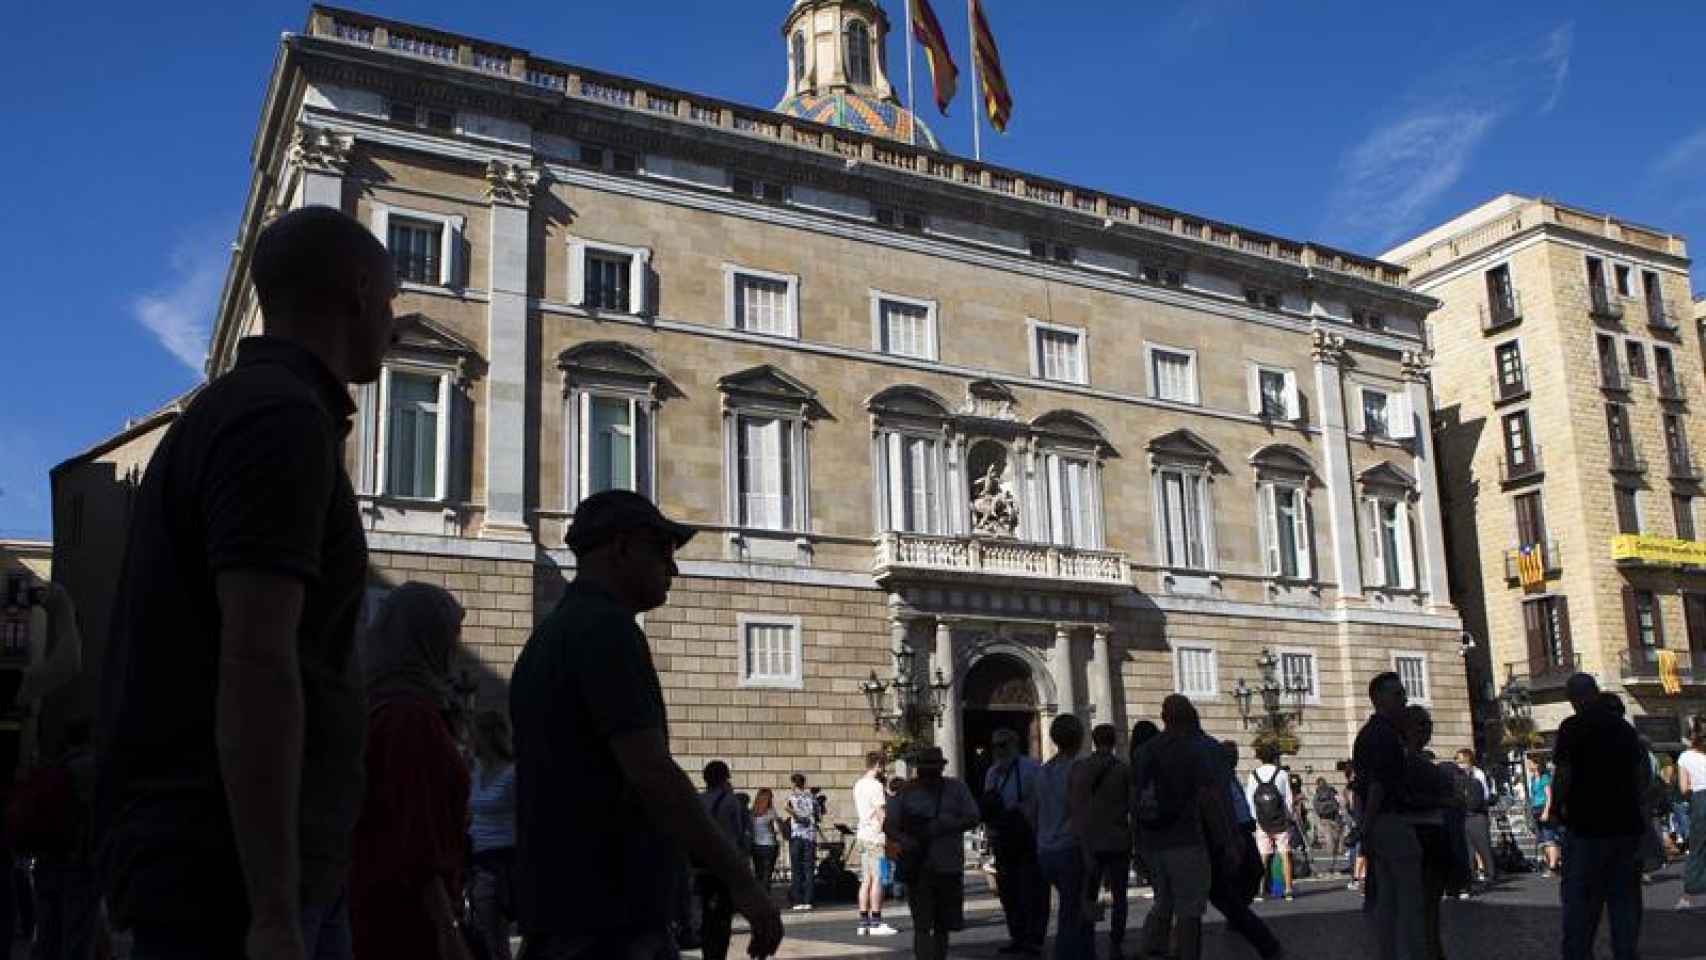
[
  {"x1": 885, "y1": 434, "x2": 941, "y2": 534},
  {"x1": 733, "y1": 274, "x2": 791, "y2": 335},
  {"x1": 737, "y1": 416, "x2": 793, "y2": 530},
  {"x1": 1626, "y1": 340, "x2": 1648, "y2": 379},
  {"x1": 1158, "y1": 469, "x2": 1208, "y2": 569},
  {"x1": 388, "y1": 217, "x2": 442, "y2": 284},
  {"x1": 1615, "y1": 486, "x2": 1641, "y2": 534},
  {"x1": 1524, "y1": 597, "x2": 1571, "y2": 669},
  {"x1": 1279, "y1": 651, "x2": 1317, "y2": 699},
  {"x1": 1035, "y1": 326, "x2": 1085, "y2": 383},
  {"x1": 586, "y1": 251, "x2": 633, "y2": 311},
  {"x1": 385, "y1": 371, "x2": 441, "y2": 498},
  {"x1": 1615, "y1": 264, "x2": 1634, "y2": 297},
  {"x1": 1259, "y1": 369, "x2": 1289, "y2": 419},
  {"x1": 1150, "y1": 348, "x2": 1198, "y2": 403},
  {"x1": 1394, "y1": 654, "x2": 1429, "y2": 702},
  {"x1": 1514, "y1": 491, "x2": 1546, "y2": 547},
  {"x1": 1607, "y1": 404, "x2": 1634, "y2": 463},
  {"x1": 1495, "y1": 341, "x2": 1525, "y2": 396},
  {"x1": 1262, "y1": 483, "x2": 1309, "y2": 579},
  {"x1": 1502, "y1": 411, "x2": 1534, "y2": 470},
  {"x1": 1631, "y1": 590, "x2": 1660, "y2": 648},
  {"x1": 1379, "y1": 501, "x2": 1403, "y2": 587},
  {"x1": 1598, "y1": 334, "x2": 1621, "y2": 386},
  {"x1": 1486, "y1": 264, "x2": 1517, "y2": 321},
  {"x1": 581, "y1": 395, "x2": 642, "y2": 497},
  {"x1": 1656, "y1": 347, "x2": 1680, "y2": 396},
  {"x1": 1361, "y1": 390, "x2": 1391, "y2": 437},
  {"x1": 879, "y1": 299, "x2": 933, "y2": 359},
  {"x1": 1047, "y1": 455, "x2": 1095, "y2": 547},
  {"x1": 1675, "y1": 494, "x2": 1696, "y2": 541},
  {"x1": 1174, "y1": 646, "x2": 1217, "y2": 696},
  {"x1": 1666, "y1": 413, "x2": 1689, "y2": 466}
]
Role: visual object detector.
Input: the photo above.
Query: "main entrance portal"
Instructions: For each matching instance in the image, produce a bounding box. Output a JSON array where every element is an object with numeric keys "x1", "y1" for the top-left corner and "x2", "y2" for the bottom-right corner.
[{"x1": 960, "y1": 653, "x2": 1042, "y2": 792}]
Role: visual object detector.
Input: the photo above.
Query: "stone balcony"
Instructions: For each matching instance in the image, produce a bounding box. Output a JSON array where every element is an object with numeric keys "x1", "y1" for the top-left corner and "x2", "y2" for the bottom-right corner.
[{"x1": 873, "y1": 532, "x2": 1132, "y2": 591}]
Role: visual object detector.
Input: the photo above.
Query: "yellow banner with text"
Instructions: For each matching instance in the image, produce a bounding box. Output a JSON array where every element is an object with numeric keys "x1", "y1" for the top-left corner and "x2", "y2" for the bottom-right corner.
[{"x1": 1610, "y1": 534, "x2": 1706, "y2": 567}]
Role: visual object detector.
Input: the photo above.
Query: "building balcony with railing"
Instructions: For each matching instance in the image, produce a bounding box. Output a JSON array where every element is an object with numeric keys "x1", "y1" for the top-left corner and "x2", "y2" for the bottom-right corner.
[
  {"x1": 1499, "y1": 445, "x2": 1543, "y2": 485},
  {"x1": 1669, "y1": 449, "x2": 1702, "y2": 481},
  {"x1": 1659, "y1": 370, "x2": 1686, "y2": 402},
  {"x1": 1492, "y1": 368, "x2": 1529, "y2": 405},
  {"x1": 873, "y1": 531, "x2": 1132, "y2": 590},
  {"x1": 1609, "y1": 446, "x2": 1647, "y2": 474},
  {"x1": 1506, "y1": 653, "x2": 1579, "y2": 692},
  {"x1": 1503, "y1": 539, "x2": 1561, "y2": 581},
  {"x1": 1479, "y1": 291, "x2": 1523, "y2": 334},
  {"x1": 1647, "y1": 298, "x2": 1680, "y2": 334},
  {"x1": 1590, "y1": 284, "x2": 1624, "y2": 321},
  {"x1": 1600, "y1": 363, "x2": 1629, "y2": 393},
  {"x1": 1619, "y1": 647, "x2": 1706, "y2": 686}
]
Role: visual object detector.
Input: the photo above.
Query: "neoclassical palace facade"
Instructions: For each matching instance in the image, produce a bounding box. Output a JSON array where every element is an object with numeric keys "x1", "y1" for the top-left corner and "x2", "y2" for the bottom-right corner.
[{"x1": 199, "y1": 3, "x2": 1467, "y2": 806}]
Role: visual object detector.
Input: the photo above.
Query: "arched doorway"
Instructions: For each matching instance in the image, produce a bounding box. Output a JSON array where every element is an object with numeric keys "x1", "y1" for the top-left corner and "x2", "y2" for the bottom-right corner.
[{"x1": 961, "y1": 653, "x2": 1041, "y2": 790}]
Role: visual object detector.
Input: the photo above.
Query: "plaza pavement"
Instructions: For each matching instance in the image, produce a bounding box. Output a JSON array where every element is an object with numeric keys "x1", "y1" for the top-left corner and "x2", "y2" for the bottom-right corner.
[{"x1": 701, "y1": 867, "x2": 1706, "y2": 959}]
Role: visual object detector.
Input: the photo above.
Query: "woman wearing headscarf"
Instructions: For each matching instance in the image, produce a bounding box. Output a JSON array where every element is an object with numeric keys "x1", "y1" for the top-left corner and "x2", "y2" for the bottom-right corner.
[{"x1": 349, "y1": 582, "x2": 474, "y2": 960}]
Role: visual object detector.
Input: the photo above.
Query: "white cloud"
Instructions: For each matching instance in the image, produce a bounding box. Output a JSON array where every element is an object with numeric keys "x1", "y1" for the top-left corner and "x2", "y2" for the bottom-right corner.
[
  {"x1": 1653, "y1": 127, "x2": 1706, "y2": 178},
  {"x1": 132, "y1": 235, "x2": 226, "y2": 372},
  {"x1": 1324, "y1": 21, "x2": 1574, "y2": 246}
]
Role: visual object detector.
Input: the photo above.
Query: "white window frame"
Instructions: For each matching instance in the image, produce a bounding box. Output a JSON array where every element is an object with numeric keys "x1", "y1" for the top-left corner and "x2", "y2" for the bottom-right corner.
[
  {"x1": 567, "y1": 236, "x2": 652, "y2": 316},
  {"x1": 1153, "y1": 465, "x2": 1216, "y2": 571},
  {"x1": 1257, "y1": 480, "x2": 1313, "y2": 580},
  {"x1": 1363, "y1": 495, "x2": 1417, "y2": 589},
  {"x1": 1392, "y1": 651, "x2": 1431, "y2": 705},
  {"x1": 369, "y1": 202, "x2": 465, "y2": 288},
  {"x1": 565, "y1": 387, "x2": 656, "y2": 506},
  {"x1": 877, "y1": 429, "x2": 948, "y2": 534},
  {"x1": 724, "y1": 407, "x2": 811, "y2": 533},
  {"x1": 1172, "y1": 643, "x2": 1219, "y2": 697},
  {"x1": 1247, "y1": 363, "x2": 1301, "y2": 421},
  {"x1": 1353, "y1": 384, "x2": 1414, "y2": 440},
  {"x1": 1027, "y1": 319, "x2": 1088, "y2": 385},
  {"x1": 1275, "y1": 647, "x2": 1322, "y2": 705},
  {"x1": 1145, "y1": 343, "x2": 1200, "y2": 405},
  {"x1": 370, "y1": 362, "x2": 454, "y2": 501},
  {"x1": 870, "y1": 290, "x2": 940, "y2": 360},
  {"x1": 723, "y1": 264, "x2": 801, "y2": 339},
  {"x1": 1042, "y1": 448, "x2": 1104, "y2": 549},
  {"x1": 737, "y1": 613, "x2": 804, "y2": 690}
]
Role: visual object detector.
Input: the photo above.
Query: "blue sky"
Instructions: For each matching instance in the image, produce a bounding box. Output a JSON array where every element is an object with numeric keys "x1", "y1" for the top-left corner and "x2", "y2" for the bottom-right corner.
[{"x1": 4, "y1": 0, "x2": 1705, "y2": 538}]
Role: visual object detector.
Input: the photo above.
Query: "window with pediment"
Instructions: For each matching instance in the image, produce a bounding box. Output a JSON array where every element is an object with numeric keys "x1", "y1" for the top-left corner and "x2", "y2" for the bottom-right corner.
[
  {"x1": 868, "y1": 386, "x2": 953, "y2": 535},
  {"x1": 1359, "y1": 461, "x2": 1418, "y2": 590},
  {"x1": 720, "y1": 366, "x2": 827, "y2": 533},
  {"x1": 558, "y1": 341, "x2": 679, "y2": 508},
  {"x1": 352, "y1": 314, "x2": 479, "y2": 503},
  {"x1": 1031, "y1": 411, "x2": 1113, "y2": 549},
  {"x1": 1149, "y1": 429, "x2": 1222, "y2": 572},
  {"x1": 1250, "y1": 444, "x2": 1316, "y2": 581}
]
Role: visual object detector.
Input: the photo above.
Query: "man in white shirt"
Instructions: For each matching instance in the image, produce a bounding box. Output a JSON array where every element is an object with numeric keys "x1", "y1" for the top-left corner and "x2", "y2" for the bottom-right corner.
[
  {"x1": 1244, "y1": 745, "x2": 1295, "y2": 900},
  {"x1": 853, "y1": 751, "x2": 898, "y2": 936}
]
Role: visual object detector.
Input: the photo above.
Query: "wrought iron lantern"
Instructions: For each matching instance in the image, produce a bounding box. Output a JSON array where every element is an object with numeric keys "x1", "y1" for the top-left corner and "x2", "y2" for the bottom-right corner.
[
  {"x1": 860, "y1": 644, "x2": 951, "y2": 733},
  {"x1": 1232, "y1": 647, "x2": 1308, "y2": 731}
]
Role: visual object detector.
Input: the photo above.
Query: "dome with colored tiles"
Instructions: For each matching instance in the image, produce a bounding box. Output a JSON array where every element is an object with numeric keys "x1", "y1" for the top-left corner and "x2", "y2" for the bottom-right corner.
[{"x1": 775, "y1": 91, "x2": 940, "y2": 150}]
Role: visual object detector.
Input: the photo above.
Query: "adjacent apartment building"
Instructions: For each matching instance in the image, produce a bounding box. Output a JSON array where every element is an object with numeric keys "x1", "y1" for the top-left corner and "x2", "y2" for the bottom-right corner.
[
  {"x1": 1385, "y1": 195, "x2": 1702, "y2": 750},
  {"x1": 164, "y1": 1, "x2": 1469, "y2": 803}
]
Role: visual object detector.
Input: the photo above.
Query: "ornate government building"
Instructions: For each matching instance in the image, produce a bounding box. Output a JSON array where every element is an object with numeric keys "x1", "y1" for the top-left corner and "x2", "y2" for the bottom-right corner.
[{"x1": 201, "y1": 2, "x2": 1468, "y2": 802}]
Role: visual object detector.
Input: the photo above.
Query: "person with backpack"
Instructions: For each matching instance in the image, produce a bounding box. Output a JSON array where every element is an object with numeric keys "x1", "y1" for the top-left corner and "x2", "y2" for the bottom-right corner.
[
  {"x1": 1244, "y1": 744, "x2": 1295, "y2": 901},
  {"x1": 890, "y1": 747, "x2": 979, "y2": 960},
  {"x1": 1069, "y1": 723, "x2": 1132, "y2": 956},
  {"x1": 982, "y1": 728, "x2": 1046, "y2": 954},
  {"x1": 1312, "y1": 777, "x2": 1345, "y2": 872},
  {"x1": 1454, "y1": 749, "x2": 1496, "y2": 891}
]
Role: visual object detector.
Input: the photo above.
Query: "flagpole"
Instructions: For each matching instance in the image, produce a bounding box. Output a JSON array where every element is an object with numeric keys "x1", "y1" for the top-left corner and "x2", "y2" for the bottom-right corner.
[
  {"x1": 967, "y1": 0, "x2": 981, "y2": 160},
  {"x1": 904, "y1": 0, "x2": 917, "y2": 138}
]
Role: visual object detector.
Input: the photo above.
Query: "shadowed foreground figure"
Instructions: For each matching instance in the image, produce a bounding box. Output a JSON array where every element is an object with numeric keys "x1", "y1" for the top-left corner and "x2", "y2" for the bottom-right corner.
[{"x1": 94, "y1": 205, "x2": 395, "y2": 960}]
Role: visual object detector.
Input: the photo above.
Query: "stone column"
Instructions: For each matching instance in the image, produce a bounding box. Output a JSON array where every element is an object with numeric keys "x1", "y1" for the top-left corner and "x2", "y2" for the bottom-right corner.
[
  {"x1": 934, "y1": 619, "x2": 963, "y2": 777},
  {"x1": 1311, "y1": 329, "x2": 1362, "y2": 599},
  {"x1": 1053, "y1": 623, "x2": 1080, "y2": 720},
  {"x1": 481, "y1": 160, "x2": 541, "y2": 541},
  {"x1": 287, "y1": 122, "x2": 353, "y2": 210},
  {"x1": 1088, "y1": 624, "x2": 1116, "y2": 730},
  {"x1": 1403, "y1": 350, "x2": 1452, "y2": 606}
]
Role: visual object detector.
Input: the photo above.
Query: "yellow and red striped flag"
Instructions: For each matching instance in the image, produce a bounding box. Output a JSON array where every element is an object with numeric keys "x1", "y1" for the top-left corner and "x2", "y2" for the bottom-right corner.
[
  {"x1": 1517, "y1": 544, "x2": 1546, "y2": 593},
  {"x1": 911, "y1": 0, "x2": 959, "y2": 114},
  {"x1": 970, "y1": 0, "x2": 1013, "y2": 132}
]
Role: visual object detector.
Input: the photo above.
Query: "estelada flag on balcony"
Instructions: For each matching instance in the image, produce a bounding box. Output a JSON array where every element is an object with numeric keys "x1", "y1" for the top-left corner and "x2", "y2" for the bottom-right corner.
[
  {"x1": 1517, "y1": 544, "x2": 1546, "y2": 594},
  {"x1": 1659, "y1": 649, "x2": 1684, "y2": 695},
  {"x1": 911, "y1": 0, "x2": 959, "y2": 114},
  {"x1": 970, "y1": 0, "x2": 1013, "y2": 132}
]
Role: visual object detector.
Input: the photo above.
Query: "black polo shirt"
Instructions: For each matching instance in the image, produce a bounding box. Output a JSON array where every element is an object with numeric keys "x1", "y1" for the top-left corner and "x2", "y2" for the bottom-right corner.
[
  {"x1": 1352, "y1": 712, "x2": 1407, "y2": 811},
  {"x1": 95, "y1": 336, "x2": 368, "y2": 939},
  {"x1": 510, "y1": 580, "x2": 679, "y2": 936},
  {"x1": 1554, "y1": 705, "x2": 1645, "y2": 837}
]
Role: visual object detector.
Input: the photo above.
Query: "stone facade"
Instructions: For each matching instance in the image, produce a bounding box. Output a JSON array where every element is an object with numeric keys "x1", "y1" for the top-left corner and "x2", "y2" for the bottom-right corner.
[
  {"x1": 181, "y1": 5, "x2": 1468, "y2": 812},
  {"x1": 1386, "y1": 195, "x2": 1705, "y2": 750}
]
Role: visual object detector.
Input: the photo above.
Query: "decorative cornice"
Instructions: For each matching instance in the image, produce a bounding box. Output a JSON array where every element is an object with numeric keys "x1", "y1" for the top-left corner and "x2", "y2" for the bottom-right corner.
[
  {"x1": 485, "y1": 159, "x2": 542, "y2": 207},
  {"x1": 1311, "y1": 327, "x2": 1349, "y2": 367},
  {"x1": 289, "y1": 122, "x2": 355, "y2": 176},
  {"x1": 1400, "y1": 349, "x2": 1432, "y2": 383}
]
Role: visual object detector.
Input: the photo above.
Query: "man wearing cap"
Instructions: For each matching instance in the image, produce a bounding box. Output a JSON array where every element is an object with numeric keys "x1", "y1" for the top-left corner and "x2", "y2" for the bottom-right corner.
[
  {"x1": 891, "y1": 747, "x2": 980, "y2": 960},
  {"x1": 510, "y1": 491, "x2": 784, "y2": 959}
]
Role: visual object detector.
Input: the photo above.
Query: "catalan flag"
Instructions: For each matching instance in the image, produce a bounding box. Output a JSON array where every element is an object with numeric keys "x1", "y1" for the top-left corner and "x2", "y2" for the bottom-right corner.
[
  {"x1": 911, "y1": 0, "x2": 958, "y2": 114},
  {"x1": 970, "y1": 0, "x2": 1013, "y2": 132},
  {"x1": 1516, "y1": 543, "x2": 1546, "y2": 593},
  {"x1": 1659, "y1": 648, "x2": 1683, "y2": 695}
]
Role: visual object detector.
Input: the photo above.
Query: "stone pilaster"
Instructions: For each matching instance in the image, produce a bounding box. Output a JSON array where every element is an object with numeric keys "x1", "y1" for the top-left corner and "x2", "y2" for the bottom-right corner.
[
  {"x1": 934, "y1": 618, "x2": 962, "y2": 777},
  {"x1": 1088, "y1": 623, "x2": 1115, "y2": 729},
  {"x1": 1402, "y1": 349, "x2": 1452, "y2": 608},
  {"x1": 482, "y1": 159, "x2": 541, "y2": 540},
  {"x1": 1311, "y1": 328, "x2": 1362, "y2": 599},
  {"x1": 1053, "y1": 623, "x2": 1080, "y2": 719},
  {"x1": 288, "y1": 122, "x2": 353, "y2": 210}
]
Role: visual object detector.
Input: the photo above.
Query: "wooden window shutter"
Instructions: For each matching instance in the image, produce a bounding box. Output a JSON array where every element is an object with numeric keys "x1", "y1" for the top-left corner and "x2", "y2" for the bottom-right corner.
[
  {"x1": 1557, "y1": 596, "x2": 1574, "y2": 666},
  {"x1": 1685, "y1": 594, "x2": 1706, "y2": 653},
  {"x1": 1653, "y1": 592, "x2": 1666, "y2": 647},
  {"x1": 1523, "y1": 600, "x2": 1545, "y2": 667},
  {"x1": 1623, "y1": 587, "x2": 1640, "y2": 650}
]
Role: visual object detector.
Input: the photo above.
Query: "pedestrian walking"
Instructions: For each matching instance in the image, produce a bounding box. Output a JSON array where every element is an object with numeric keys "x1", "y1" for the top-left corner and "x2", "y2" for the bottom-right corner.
[
  {"x1": 94, "y1": 206, "x2": 394, "y2": 960},
  {"x1": 1353, "y1": 671, "x2": 1427, "y2": 960},
  {"x1": 1553, "y1": 674, "x2": 1644, "y2": 960},
  {"x1": 348, "y1": 583, "x2": 473, "y2": 960},
  {"x1": 785, "y1": 773, "x2": 820, "y2": 911},
  {"x1": 697, "y1": 761, "x2": 750, "y2": 960},
  {"x1": 853, "y1": 751, "x2": 899, "y2": 937},
  {"x1": 1128, "y1": 720, "x2": 1160, "y2": 894},
  {"x1": 1245, "y1": 744, "x2": 1295, "y2": 901},
  {"x1": 1313, "y1": 777, "x2": 1346, "y2": 870},
  {"x1": 1398, "y1": 706, "x2": 1456, "y2": 960},
  {"x1": 1528, "y1": 756, "x2": 1562, "y2": 877},
  {"x1": 1453, "y1": 750, "x2": 1495, "y2": 891},
  {"x1": 1675, "y1": 724, "x2": 1706, "y2": 908},
  {"x1": 1070, "y1": 723, "x2": 1132, "y2": 956},
  {"x1": 468, "y1": 709, "x2": 518, "y2": 960},
  {"x1": 1207, "y1": 740, "x2": 1282, "y2": 960},
  {"x1": 510, "y1": 490, "x2": 783, "y2": 959},
  {"x1": 1133, "y1": 696, "x2": 1236, "y2": 960},
  {"x1": 981, "y1": 727, "x2": 1046, "y2": 954},
  {"x1": 889, "y1": 747, "x2": 979, "y2": 960},
  {"x1": 750, "y1": 789, "x2": 785, "y2": 892},
  {"x1": 1032, "y1": 714, "x2": 1092, "y2": 960}
]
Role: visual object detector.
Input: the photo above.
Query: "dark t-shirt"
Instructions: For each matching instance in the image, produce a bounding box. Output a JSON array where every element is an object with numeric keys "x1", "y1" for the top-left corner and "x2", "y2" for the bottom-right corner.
[
  {"x1": 94, "y1": 336, "x2": 368, "y2": 938},
  {"x1": 1554, "y1": 706, "x2": 1645, "y2": 837},
  {"x1": 1134, "y1": 729, "x2": 1221, "y2": 851},
  {"x1": 1351, "y1": 713, "x2": 1406, "y2": 812},
  {"x1": 510, "y1": 580, "x2": 679, "y2": 936}
]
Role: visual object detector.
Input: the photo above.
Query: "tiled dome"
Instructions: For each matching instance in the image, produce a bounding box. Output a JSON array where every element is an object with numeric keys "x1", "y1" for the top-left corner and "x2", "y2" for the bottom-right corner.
[{"x1": 776, "y1": 91, "x2": 941, "y2": 151}]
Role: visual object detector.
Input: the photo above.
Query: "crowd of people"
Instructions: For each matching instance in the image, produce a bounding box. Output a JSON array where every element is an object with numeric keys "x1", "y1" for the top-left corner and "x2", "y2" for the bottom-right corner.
[{"x1": 7, "y1": 205, "x2": 1703, "y2": 960}]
